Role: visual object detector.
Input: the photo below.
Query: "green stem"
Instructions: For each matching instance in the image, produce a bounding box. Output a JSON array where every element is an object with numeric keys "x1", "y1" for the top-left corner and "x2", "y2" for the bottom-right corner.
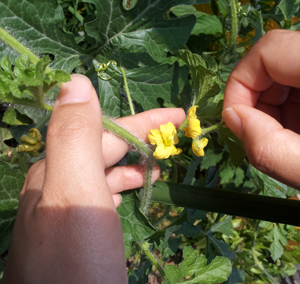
[
  {"x1": 228, "y1": 0, "x2": 238, "y2": 48},
  {"x1": 18, "y1": 154, "x2": 29, "y2": 176},
  {"x1": 0, "y1": 27, "x2": 51, "y2": 73},
  {"x1": 140, "y1": 241, "x2": 165, "y2": 278},
  {"x1": 201, "y1": 121, "x2": 225, "y2": 135},
  {"x1": 102, "y1": 117, "x2": 153, "y2": 158},
  {"x1": 119, "y1": 66, "x2": 135, "y2": 115},
  {"x1": 178, "y1": 117, "x2": 188, "y2": 134},
  {"x1": 139, "y1": 160, "x2": 153, "y2": 215},
  {"x1": 118, "y1": 50, "x2": 135, "y2": 115},
  {"x1": 127, "y1": 243, "x2": 140, "y2": 274},
  {"x1": 35, "y1": 112, "x2": 52, "y2": 130}
]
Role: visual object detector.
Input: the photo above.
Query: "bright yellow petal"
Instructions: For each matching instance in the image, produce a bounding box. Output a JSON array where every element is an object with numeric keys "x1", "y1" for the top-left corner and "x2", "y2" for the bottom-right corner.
[
  {"x1": 188, "y1": 118, "x2": 201, "y2": 139},
  {"x1": 160, "y1": 122, "x2": 175, "y2": 138},
  {"x1": 192, "y1": 138, "x2": 208, "y2": 157},
  {"x1": 169, "y1": 145, "x2": 182, "y2": 156},
  {"x1": 148, "y1": 129, "x2": 163, "y2": 145},
  {"x1": 183, "y1": 126, "x2": 191, "y2": 138},
  {"x1": 172, "y1": 127, "x2": 179, "y2": 145},
  {"x1": 188, "y1": 106, "x2": 198, "y2": 120},
  {"x1": 153, "y1": 143, "x2": 171, "y2": 159}
]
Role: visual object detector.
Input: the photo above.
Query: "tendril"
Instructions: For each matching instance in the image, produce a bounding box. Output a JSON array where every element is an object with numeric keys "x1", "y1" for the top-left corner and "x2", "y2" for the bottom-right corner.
[{"x1": 96, "y1": 60, "x2": 117, "y2": 80}]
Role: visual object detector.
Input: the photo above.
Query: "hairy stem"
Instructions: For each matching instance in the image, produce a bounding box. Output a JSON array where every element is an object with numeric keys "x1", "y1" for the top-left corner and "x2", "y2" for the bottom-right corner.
[
  {"x1": 139, "y1": 160, "x2": 154, "y2": 215},
  {"x1": 228, "y1": 0, "x2": 238, "y2": 48},
  {"x1": 102, "y1": 117, "x2": 153, "y2": 158},
  {"x1": 140, "y1": 241, "x2": 165, "y2": 278},
  {"x1": 201, "y1": 121, "x2": 225, "y2": 134}
]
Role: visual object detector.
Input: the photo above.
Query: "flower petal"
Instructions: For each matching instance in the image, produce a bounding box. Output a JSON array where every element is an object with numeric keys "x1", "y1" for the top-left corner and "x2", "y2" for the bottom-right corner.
[
  {"x1": 148, "y1": 129, "x2": 163, "y2": 145},
  {"x1": 170, "y1": 145, "x2": 182, "y2": 156},
  {"x1": 192, "y1": 138, "x2": 208, "y2": 157},
  {"x1": 160, "y1": 122, "x2": 176, "y2": 139},
  {"x1": 153, "y1": 143, "x2": 171, "y2": 159},
  {"x1": 183, "y1": 126, "x2": 191, "y2": 138},
  {"x1": 188, "y1": 106, "x2": 198, "y2": 120},
  {"x1": 188, "y1": 118, "x2": 201, "y2": 139}
]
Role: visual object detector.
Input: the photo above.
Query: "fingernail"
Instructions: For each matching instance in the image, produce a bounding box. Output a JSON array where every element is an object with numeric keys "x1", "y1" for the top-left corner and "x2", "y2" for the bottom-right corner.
[
  {"x1": 222, "y1": 108, "x2": 243, "y2": 139},
  {"x1": 58, "y1": 74, "x2": 92, "y2": 106}
]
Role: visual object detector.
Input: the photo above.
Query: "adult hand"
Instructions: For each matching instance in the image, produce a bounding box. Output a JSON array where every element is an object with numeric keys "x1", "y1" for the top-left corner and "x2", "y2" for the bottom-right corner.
[
  {"x1": 222, "y1": 30, "x2": 300, "y2": 189},
  {"x1": 2, "y1": 74, "x2": 185, "y2": 283}
]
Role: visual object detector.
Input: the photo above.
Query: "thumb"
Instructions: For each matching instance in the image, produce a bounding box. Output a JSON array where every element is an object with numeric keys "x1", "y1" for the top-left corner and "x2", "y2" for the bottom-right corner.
[
  {"x1": 222, "y1": 104, "x2": 300, "y2": 189},
  {"x1": 43, "y1": 74, "x2": 112, "y2": 207}
]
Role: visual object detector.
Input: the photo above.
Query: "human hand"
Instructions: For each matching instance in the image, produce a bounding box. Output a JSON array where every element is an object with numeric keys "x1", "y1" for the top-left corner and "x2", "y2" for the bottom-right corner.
[
  {"x1": 222, "y1": 30, "x2": 300, "y2": 189},
  {"x1": 2, "y1": 74, "x2": 185, "y2": 283}
]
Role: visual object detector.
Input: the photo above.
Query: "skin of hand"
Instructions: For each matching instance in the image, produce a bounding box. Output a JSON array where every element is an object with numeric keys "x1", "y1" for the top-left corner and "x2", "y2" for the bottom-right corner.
[
  {"x1": 2, "y1": 74, "x2": 185, "y2": 284},
  {"x1": 222, "y1": 29, "x2": 300, "y2": 189}
]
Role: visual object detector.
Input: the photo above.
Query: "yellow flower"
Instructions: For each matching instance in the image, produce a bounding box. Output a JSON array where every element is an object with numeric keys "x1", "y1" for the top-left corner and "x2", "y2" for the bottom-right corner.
[
  {"x1": 183, "y1": 106, "x2": 201, "y2": 139},
  {"x1": 192, "y1": 138, "x2": 208, "y2": 157},
  {"x1": 148, "y1": 122, "x2": 182, "y2": 159}
]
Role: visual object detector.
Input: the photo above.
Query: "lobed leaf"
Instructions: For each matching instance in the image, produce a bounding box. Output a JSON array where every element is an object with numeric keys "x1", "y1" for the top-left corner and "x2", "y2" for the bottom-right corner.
[{"x1": 0, "y1": 161, "x2": 25, "y2": 253}]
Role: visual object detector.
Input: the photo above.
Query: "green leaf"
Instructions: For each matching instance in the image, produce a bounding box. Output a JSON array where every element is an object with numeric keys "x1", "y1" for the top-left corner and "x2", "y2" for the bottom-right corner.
[
  {"x1": 226, "y1": 267, "x2": 245, "y2": 284},
  {"x1": 279, "y1": 0, "x2": 300, "y2": 20},
  {"x1": 183, "y1": 156, "x2": 202, "y2": 185},
  {"x1": 96, "y1": 60, "x2": 188, "y2": 116},
  {"x1": 208, "y1": 236, "x2": 236, "y2": 261},
  {"x1": 2, "y1": 108, "x2": 32, "y2": 126},
  {"x1": 0, "y1": 55, "x2": 70, "y2": 107},
  {"x1": 176, "y1": 49, "x2": 222, "y2": 118},
  {"x1": 165, "y1": 265, "x2": 182, "y2": 284},
  {"x1": 200, "y1": 148, "x2": 223, "y2": 170},
  {"x1": 117, "y1": 191, "x2": 155, "y2": 251},
  {"x1": 172, "y1": 5, "x2": 222, "y2": 35},
  {"x1": 267, "y1": 224, "x2": 288, "y2": 261},
  {"x1": 211, "y1": 216, "x2": 233, "y2": 236},
  {"x1": 14, "y1": 105, "x2": 49, "y2": 125},
  {"x1": 0, "y1": 160, "x2": 25, "y2": 253},
  {"x1": 250, "y1": 166, "x2": 287, "y2": 198},
  {"x1": 85, "y1": 0, "x2": 208, "y2": 62},
  {"x1": 217, "y1": 127, "x2": 245, "y2": 167},
  {"x1": 184, "y1": 256, "x2": 232, "y2": 284},
  {"x1": 0, "y1": 127, "x2": 12, "y2": 152},
  {"x1": 0, "y1": 0, "x2": 90, "y2": 71},
  {"x1": 179, "y1": 246, "x2": 206, "y2": 277}
]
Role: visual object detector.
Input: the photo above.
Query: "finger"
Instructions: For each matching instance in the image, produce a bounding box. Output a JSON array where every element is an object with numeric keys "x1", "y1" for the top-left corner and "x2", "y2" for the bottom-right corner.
[
  {"x1": 19, "y1": 159, "x2": 45, "y2": 202},
  {"x1": 224, "y1": 30, "x2": 300, "y2": 109},
  {"x1": 105, "y1": 164, "x2": 161, "y2": 194},
  {"x1": 43, "y1": 74, "x2": 113, "y2": 207},
  {"x1": 102, "y1": 108, "x2": 186, "y2": 168},
  {"x1": 112, "y1": 194, "x2": 122, "y2": 208},
  {"x1": 222, "y1": 104, "x2": 300, "y2": 188}
]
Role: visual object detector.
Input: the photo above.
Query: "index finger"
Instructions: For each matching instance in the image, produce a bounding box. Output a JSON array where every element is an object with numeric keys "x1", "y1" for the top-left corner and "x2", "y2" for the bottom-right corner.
[{"x1": 224, "y1": 30, "x2": 300, "y2": 110}]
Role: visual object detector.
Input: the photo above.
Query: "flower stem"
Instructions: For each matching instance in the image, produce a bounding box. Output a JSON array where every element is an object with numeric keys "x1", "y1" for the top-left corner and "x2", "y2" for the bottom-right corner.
[
  {"x1": 140, "y1": 241, "x2": 165, "y2": 278},
  {"x1": 201, "y1": 121, "x2": 225, "y2": 134},
  {"x1": 102, "y1": 116, "x2": 152, "y2": 158}
]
